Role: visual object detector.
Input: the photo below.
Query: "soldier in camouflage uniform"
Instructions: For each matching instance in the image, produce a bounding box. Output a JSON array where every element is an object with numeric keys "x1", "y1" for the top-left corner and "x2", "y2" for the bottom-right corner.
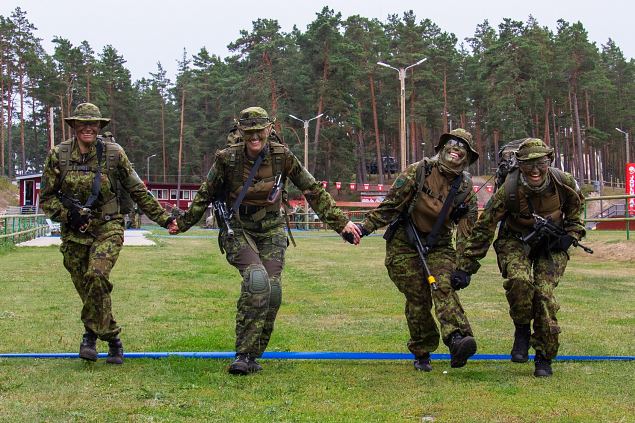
[
  {"x1": 173, "y1": 107, "x2": 361, "y2": 375},
  {"x1": 40, "y1": 103, "x2": 178, "y2": 364},
  {"x1": 356, "y1": 129, "x2": 479, "y2": 371},
  {"x1": 453, "y1": 139, "x2": 586, "y2": 377}
]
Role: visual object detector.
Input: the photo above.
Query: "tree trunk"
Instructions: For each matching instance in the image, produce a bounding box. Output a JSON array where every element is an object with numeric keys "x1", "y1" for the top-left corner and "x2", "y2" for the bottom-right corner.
[
  {"x1": 311, "y1": 45, "x2": 330, "y2": 175},
  {"x1": 442, "y1": 70, "x2": 448, "y2": 133},
  {"x1": 357, "y1": 100, "x2": 367, "y2": 184},
  {"x1": 409, "y1": 68, "x2": 417, "y2": 163},
  {"x1": 369, "y1": 74, "x2": 383, "y2": 184},
  {"x1": 570, "y1": 82, "x2": 584, "y2": 182},
  {"x1": 176, "y1": 88, "x2": 186, "y2": 210},
  {"x1": 6, "y1": 71, "x2": 13, "y2": 179},
  {"x1": 19, "y1": 64, "x2": 26, "y2": 173},
  {"x1": 543, "y1": 98, "x2": 551, "y2": 146},
  {"x1": 160, "y1": 98, "x2": 167, "y2": 182},
  {"x1": 0, "y1": 53, "x2": 5, "y2": 176}
]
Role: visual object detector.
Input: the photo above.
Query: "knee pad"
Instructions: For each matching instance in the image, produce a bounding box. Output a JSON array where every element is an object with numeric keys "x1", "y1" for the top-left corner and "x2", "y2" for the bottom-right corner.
[
  {"x1": 244, "y1": 264, "x2": 270, "y2": 295},
  {"x1": 269, "y1": 279, "x2": 282, "y2": 308}
]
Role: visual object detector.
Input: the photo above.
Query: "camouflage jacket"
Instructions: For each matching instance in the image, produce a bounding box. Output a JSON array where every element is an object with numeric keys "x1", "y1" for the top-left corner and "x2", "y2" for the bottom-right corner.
[
  {"x1": 456, "y1": 168, "x2": 586, "y2": 274},
  {"x1": 177, "y1": 141, "x2": 350, "y2": 233},
  {"x1": 360, "y1": 158, "x2": 477, "y2": 251},
  {"x1": 40, "y1": 138, "x2": 171, "y2": 245}
]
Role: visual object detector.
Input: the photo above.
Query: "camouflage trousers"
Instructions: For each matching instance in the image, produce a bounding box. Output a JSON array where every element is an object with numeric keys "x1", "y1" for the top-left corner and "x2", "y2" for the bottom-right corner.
[
  {"x1": 221, "y1": 214, "x2": 287, "y2": 357},
  {"x1": 385, "y1": 231, "x2": 473, "y2": 357},
  {"x1": 494, "y1": 236, "x2": 568, "y2": 359},
  {"x1": 60, "y1": 233, "x2": 123, "y2": 341}
]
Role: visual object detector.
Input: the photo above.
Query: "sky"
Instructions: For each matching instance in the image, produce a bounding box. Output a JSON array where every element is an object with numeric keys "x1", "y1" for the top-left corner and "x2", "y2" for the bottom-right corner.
[{"x1": 1, "y1": 0, "x2": 633, "y2": 82}]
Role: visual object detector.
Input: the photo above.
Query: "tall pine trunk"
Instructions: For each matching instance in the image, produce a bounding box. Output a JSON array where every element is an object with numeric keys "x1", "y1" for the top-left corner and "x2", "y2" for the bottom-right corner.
[
  {"x1": 19, "y1": 64, "x2": 25, "y2": 173},
  {"x1": 369, "y1": 74, "x2": 383, "y2": 184}
]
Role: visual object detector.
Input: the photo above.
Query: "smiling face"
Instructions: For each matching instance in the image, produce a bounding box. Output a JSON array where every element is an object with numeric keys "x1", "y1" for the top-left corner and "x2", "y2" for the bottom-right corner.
[
  {"x1": 519, "y1": 157, "x2": 550, "y2": 186},
  {"x1": 73, "y1": 121, "x2": 100, "y2": 153},
  {"x1": 440, "y1": 138, "x2": 469, "y2": 169},
  {"x1": 241, "y1": 125, "x2": 272, "y2": 159}
]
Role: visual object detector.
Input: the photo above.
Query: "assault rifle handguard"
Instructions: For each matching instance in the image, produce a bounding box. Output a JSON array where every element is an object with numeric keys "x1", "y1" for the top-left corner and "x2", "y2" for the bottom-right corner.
[
  {"x1": 523, "y1": 213, "x2": 593, "y2": 254},
  {"x1": 213, "y1": 199, "x2": 234, "y2": 238}
]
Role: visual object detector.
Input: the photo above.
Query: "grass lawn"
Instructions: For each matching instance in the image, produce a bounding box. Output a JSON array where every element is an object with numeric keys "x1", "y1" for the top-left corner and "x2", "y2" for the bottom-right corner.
[{"x1": 0, "y1": 228, "x2": 633, "y2": 422}]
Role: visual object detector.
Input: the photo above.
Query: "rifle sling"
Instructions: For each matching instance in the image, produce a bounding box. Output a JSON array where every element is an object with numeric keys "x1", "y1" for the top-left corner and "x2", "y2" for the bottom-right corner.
[{"x1": 424, "y1": 174, "x2": 462, "y2": 249}]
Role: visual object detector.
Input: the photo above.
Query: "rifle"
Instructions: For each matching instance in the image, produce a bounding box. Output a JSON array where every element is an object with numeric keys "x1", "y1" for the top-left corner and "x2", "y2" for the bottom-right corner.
[
  {"x1": 404, "y1": 216, "x2": 438, "y2": 291},
  {"x1": 213, "y1": 199, "x2": 234, "y2": 238},
  {"x1": 267, "y1": 173, "x2": 284, "y2": 203},
  {"x1": 522, "y1": 213, "x2": 593, "y2": 254},
  {"x1": 57, "y1": 192, "x2": 92, "y2": 233}
]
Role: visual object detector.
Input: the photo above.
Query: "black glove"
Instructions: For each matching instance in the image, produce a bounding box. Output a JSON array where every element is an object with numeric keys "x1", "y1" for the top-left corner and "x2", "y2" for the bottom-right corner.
[
  {"x1": 356, "y1": 223, "x2": 370, "y2": 237},
  {"x1": 450, "y1": 270, "x2": 471, "y2": 291},
  {"x1": 556, "y1": 234, "x2": 576, "y2": 251},
  {"x1": 342, "y1": 223, "x2": 369, "y2": 244},
  {"x1": 68, "y1": 208, "x2": 91, "y2": 232}
]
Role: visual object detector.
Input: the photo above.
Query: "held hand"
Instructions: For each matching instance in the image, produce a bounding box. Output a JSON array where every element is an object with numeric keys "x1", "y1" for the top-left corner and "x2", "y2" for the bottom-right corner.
[
  {"x1": 450, "y1": 270, "x2": 471, "y2": 291},
  {"x1": 68, "y1": 208, "x2": 91, "y2": 232},
  {"x1": 167, "y1": 218, "x2": 180, "y2": 235},
  {"x1": 341, "y1": 221, "x2": 362, "y2": 245},
  {"x1": 557, "y1": 234, "x2": 576, "y2": 251}
]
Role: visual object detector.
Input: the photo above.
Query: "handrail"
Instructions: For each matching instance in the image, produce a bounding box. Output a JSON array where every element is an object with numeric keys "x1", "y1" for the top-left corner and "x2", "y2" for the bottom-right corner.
[{"x1": 584, "y1": 194, "x2": 633, "y2": 240}]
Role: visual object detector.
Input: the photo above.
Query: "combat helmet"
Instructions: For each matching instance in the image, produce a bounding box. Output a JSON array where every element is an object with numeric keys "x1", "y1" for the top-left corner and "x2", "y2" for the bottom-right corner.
[
  {"x1": 64, "y1": 103, "x2": 110, "y2": 128},
  {"x1": 236, "y1": 107, "x2": 275, "y2": 131},
  {"x1": 515, "y1": 138, "x2": 553, "y2": 162},
  {"x1": 436, "y1": 128, "x2": 479, "y2": 165}
]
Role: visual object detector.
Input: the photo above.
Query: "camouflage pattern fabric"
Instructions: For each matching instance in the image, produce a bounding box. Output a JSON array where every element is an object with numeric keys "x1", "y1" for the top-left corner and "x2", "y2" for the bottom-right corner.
[
  {"x1": 40, "y1": 137, "x2": 172, "y2": 339},
  {"x1": 177, "y1": 141, "x2": 350, "y2": 356},
  {"x1": 493, "y1": 236, "x2": 567, "y2": 359},
  {"x1": 456, "y1": 168, "x2": 585, "y2": 360},
  {"x1": 386, "y1": 226, "x2": 473, "y2": 356},
  {"x1": 220, "y1": 218, "x2": 286, "y2": 356},
  {"x1": 359, "y1": 158, "x2": 477, "y2": 355},
  {"x1": 61, "y1": 234, "x2": 123, "y2": 340}
]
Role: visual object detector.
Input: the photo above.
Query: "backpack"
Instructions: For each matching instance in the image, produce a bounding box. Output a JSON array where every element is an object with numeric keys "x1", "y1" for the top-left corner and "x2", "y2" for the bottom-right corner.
[
  {"x1": 495, "y1": 138, "x2": 568, "y2": 214},
  {"x1": 57, "y1": 137, "x2": 135, "y2": 215}
]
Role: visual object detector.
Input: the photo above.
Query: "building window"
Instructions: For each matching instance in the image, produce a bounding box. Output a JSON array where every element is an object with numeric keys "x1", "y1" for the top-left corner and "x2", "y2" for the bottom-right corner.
[
  {"x1": 180, "y1": 190, "x2": 190, "y2": 200},
  {"x1": 170, "y1": 189, "x2": 177, "y2": 200}
]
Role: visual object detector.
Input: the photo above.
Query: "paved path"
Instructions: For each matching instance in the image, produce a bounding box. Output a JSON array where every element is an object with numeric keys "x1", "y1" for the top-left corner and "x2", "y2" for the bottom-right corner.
[{"x1": 16, "y1": 230, "x2": 156, "y2": 247}]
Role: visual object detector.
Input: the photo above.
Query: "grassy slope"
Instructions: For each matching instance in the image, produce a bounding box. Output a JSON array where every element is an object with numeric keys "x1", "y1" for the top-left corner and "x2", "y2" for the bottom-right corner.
[{"x1": 0, "y1": 229, "x2": 633, "y2": 422}]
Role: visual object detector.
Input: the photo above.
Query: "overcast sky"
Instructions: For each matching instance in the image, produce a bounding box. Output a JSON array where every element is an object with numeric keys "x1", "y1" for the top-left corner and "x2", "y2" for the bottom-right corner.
[{"x1": 2, "y1": 0, "x2": 632, "y2": 82}]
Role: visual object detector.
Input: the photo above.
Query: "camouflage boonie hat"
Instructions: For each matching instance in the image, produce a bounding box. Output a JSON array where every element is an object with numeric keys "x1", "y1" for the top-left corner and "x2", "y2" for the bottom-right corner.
[
  {"x1": 237, "y1": 106, "x2": 274, "y2": 131},
  {"x1": 64, "y1": 103, "x2": 110, "y2": 128},
  {"x1": 436, "y1": 128, "x2": 479, "y2": 165},
  {"x1": 516, "y1": 138, "x2": 553, "y2": 161}
]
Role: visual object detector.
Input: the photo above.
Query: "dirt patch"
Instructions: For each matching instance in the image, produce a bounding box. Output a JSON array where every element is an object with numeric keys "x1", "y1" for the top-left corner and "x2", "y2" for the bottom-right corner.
[
  {"x1": 0, "y1": 181, "x2": 19, "y2": 213},
  {"x1": 570, "y1": 239, "x2": 635, "y2": 262}
]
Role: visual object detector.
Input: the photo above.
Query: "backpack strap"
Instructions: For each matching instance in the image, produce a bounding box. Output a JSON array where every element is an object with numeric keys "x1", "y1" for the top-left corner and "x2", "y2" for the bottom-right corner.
[
  {"x1": 56, "y1": 139, "x2": 74, "y2": 190},
  {"x1": 407, "y1": 160, "x2": 433, "y2": 215},
  {"x1": 504, "y1": 168, "x2": 521, "y2": 215}
]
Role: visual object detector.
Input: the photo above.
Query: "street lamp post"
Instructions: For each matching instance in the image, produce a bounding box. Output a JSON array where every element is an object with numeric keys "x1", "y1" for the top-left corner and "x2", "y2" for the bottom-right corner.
[
  {"x1": 616, "y1": 128, "x2": 630, "y2": 164},
  {"x1": 377, "y1": 58, "x2": 426, "y2": 171},
  {"x1": 146, "y1": 154, "x2": 157, "y2": 183},
  {"x1": 289, "y1": 113, "x2": 324, "y2": 229}
]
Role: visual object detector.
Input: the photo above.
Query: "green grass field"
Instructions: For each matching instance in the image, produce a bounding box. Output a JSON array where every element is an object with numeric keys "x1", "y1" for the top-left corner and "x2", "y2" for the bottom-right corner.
[{"x1": 0, "y1": 229, "x2": 633, "y2": 422}]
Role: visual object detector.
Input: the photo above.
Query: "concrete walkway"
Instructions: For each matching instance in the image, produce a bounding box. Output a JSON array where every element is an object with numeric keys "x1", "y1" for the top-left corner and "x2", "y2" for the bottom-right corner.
[{"x1": 16, "y1": 230, "x2": 156, "y2": 247}]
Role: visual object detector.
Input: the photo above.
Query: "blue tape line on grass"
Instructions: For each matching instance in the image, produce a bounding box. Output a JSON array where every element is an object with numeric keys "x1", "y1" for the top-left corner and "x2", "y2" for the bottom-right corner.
[{"x1": 0, "y1": 352, "x2": 633, "y2": 361}]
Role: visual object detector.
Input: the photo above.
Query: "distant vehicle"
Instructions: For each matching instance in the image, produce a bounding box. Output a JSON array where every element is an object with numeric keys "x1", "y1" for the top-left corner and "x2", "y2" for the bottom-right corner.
[{"x1": 367, "y1": 156, "x2": 398, "y2": 174}]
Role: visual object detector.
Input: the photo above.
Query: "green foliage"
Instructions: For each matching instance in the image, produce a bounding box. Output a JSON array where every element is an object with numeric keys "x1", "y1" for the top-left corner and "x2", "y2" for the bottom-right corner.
[{"x1": 0, "y1": 7, "x2": 633, "y2": 186}]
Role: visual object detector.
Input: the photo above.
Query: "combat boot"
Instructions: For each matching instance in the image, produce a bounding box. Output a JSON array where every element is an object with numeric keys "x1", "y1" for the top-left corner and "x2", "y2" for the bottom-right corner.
[
  {"x1": 448, "y1": 332, "x2": 477, "y2": 368},
  {"x1": 228, "y1": 354, "x2": 251, "y2": 375},
  {"x1": 105, "y1": 338, "x2": 124, "y2": 365},
  {"x1": 511, "y1": 323, "x2": 531, "y2": 363},
  {"x1": 414, "y1": 353, "x2": 432, "y2": 372},
  {"x1": 248, "y1": 355, "x2": 263, "y2": 373},
  {"x1": 533, "y1": 353, "x2": 553, "y2": 377},
  {"x1": 79, "y1": 331, "x2": 98, "y2": 362}
]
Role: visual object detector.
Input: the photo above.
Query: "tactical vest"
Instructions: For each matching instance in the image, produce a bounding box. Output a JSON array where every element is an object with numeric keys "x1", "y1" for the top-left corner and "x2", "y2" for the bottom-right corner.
[
  {"x1": 408, "y1": 159, "x2": 473, "y2": 234},
  {"x1": 225, "y1": 141, "x2": 287, "y2": 209},
  {"x1": 502, "y1": 167, "x2": 573, "y2": 233},
  {"x1": 57, "y1": 138, "x2": 134, "y2": 215}
]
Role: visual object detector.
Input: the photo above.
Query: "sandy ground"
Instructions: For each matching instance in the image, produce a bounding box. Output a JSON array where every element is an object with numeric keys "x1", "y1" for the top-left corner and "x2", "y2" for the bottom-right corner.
[
  {"x1": 16, "y1": 230, "x2": 156, "y2": 247},
  {"x1": 574, "y1": 238, "x2": 635, "y2": 262}
]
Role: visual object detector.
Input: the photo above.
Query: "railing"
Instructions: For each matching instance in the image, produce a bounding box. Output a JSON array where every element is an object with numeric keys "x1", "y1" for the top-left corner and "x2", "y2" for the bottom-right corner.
[
  {"x1": 584, "y1": 194, "x2": 634, "y2": 240},
  {"x1": 0, "y1": 214, "x2": 49, "y2": 246}
]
